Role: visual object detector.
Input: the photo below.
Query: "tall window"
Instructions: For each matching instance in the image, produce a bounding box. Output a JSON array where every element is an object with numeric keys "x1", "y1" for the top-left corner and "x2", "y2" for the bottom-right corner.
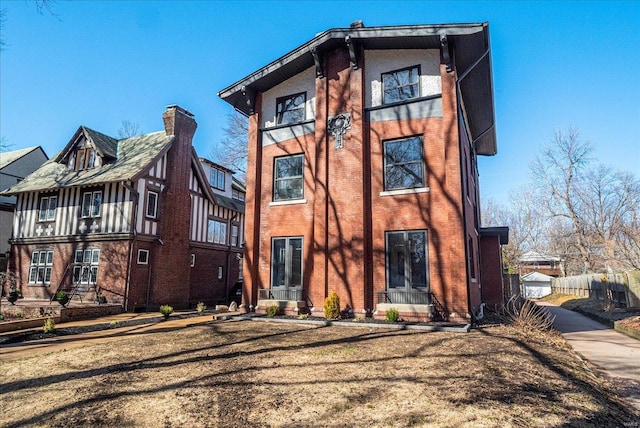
[
  {"x1": 383, "y1": 136, "x2": 425, "y2": 190},
  {"x1": 28, "y1": 250, "x2": 54, "y2": 284},
  {"x1": 81, "y1": 190, "x2": 102, "y2": 218},
  {"x1": 231, "y1": 224, "x2": 239, "y2": 246},
  {"x1": 73, "y1": 248, "x2": 100, "y2": 285},
  {"x1": 382, "y1": 65, "x2": 420, "y2": 104},
  {"x1": 38, "y1": 195, "x2": 57, "y2": 221},
  {"x1": 207, "y1": 219, "x2": 228, "y2": 244},
  {"x1": 146, "y1": 191, "x2": 158, "y2": 219},
  {"x1": 271, "y1": 237, "x2": 303, "y2": 289},
  {"x1": 274, "y1": 154, "x2": 304, "y2": 201},
  {"x1": 276, "y1": 92, "x2": 306, "y2": 125},
  {"x1": 210, "y1": 168, "x2": 225, "y2": 190},
  {"x1": 386, "y1": 230, "x2": 428, "y2": 290}
]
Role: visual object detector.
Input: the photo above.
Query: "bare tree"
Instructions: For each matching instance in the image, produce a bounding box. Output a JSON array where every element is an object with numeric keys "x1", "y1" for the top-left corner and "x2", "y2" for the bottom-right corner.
[
  {"x1": 531, "y1": 128, "x2": 595, "y2": 273},
  {"x1": 211, "y1": 111, "x2": 248, "y2": 182},
  {"x1": 117, "y1": 120, "x2": 142, "y2": 139}
]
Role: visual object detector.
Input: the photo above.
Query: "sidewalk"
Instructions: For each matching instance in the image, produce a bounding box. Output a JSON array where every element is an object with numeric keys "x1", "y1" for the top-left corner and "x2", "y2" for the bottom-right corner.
[{"x1": 537, "y1": 301, "x2": 640, "y2": 411}]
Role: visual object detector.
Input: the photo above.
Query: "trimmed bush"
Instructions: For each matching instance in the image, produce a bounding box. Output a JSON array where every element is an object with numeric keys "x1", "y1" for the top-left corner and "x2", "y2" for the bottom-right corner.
[
  {"x1": 385, "y1": 308, "x2": 400, "y2": 322},
  {"x1": 159, "y1": 304, "x2": 174, "y2": 318},
  {"x1": 196, "y1": 302, "x2": 207, "y2": 313},
  {"x1": 43, "y1": 318, "x2": 56, "y2": 333},
  {"x1": 323, "y1": 291, "x2": 341, "y2": 319},
  {"x1": 266, "y1": 305, "x2": 280, "y2": 317}
]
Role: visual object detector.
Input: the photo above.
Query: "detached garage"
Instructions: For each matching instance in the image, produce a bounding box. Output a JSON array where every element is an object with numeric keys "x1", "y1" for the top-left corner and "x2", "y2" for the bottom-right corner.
[{"x1": 521, "y1": 271, "x2": 553, "y2": 299}]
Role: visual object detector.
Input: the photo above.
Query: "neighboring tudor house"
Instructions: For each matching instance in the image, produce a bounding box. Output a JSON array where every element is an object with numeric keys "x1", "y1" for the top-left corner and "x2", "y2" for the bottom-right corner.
[
  {"x1": 1, "y1": 105, "x2": 244, "y2": 311},
  {"x1": 0, "y1": 146, "x2": 49, "y2": 272},
  {"x1": 218, "y1": 22, "x2": 505, "y2": 322}
]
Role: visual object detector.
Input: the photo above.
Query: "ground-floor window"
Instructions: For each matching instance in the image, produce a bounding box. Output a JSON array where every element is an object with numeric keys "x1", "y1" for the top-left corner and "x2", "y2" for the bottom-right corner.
[
  {"x1": 29, "y1": 250, "x2": 54, "y2": 284},
  {"x1": 73, "y1": 248, "x2": 100, "y2": 285},
  {"x1": 271, "y1": 237, "x2": 303, "y2": 289},
  {"x1": 385, "y1": 230, "x2": 428, "y2": 291}
]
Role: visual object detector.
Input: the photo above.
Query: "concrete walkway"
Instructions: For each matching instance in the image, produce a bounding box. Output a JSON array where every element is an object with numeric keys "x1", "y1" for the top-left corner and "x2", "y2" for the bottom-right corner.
[{"x1": 537, "y1": 301, "x2": 640, "y2": 411}]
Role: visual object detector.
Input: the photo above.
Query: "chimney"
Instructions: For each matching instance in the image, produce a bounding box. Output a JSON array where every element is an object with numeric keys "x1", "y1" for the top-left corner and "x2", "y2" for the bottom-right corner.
[
  {"x1": 162, "y1": 104, "x2": 196, "y2": 136},
  {"x1": 350, "y1": 20, "x2": 364, "y2": 29}
]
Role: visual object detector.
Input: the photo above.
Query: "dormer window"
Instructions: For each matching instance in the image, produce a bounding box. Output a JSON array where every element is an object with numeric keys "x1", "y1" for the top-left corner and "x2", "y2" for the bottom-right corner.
[
  {"x1": 276, "y1": 92, "x2": 306, "y2": 125},
  {"x1": 74, "y1": 148, "x2": 97, "y2": 170},
  {"x1": 210, "y1": 167, "x2": 225, "y2": 190}
]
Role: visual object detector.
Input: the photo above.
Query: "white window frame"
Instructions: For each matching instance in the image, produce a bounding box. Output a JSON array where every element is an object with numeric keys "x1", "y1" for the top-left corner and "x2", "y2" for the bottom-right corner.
[
  {"x1": 81, "y1": 190, "x2": 102, "y2": 218},
  {"x1": 207, "y1": 219, "x2": 228, "y2": 245},
  {"x1": 28, "y1": 250, "x2": 54, "y2": 285},
  {"x1": 73, "y1": 248, "x2": 100, "y2": 285},
  {"x1": 38, "y1": 195, "x2": 57, "y2": 222},
  {"x1": 137, "y1": 249, "x2": 150, "y2": 265},
  {"x1": 146, "y1": 190, "x2": 159, "y2": 219}
]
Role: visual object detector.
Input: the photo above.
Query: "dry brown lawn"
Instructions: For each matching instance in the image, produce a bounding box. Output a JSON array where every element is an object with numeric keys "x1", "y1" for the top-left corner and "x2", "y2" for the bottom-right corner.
[{"x1": 1, "y1": 319, "x2": 638, "y2": 427}]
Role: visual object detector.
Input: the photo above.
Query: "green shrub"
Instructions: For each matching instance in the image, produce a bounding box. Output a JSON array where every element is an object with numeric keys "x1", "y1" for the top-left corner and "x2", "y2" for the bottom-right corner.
[
  {"x1": 55, "y1": 290, "x2": 68, "y2": 300},
  {"x1": 159, "y1": 304, "x2": 174, "y2": 317},
  {"x1": 266, "y1": 305, "x2": 280, "y2": 317},
  {"x1": 297, "y1": 313, "x2": 308, "y2": 320},
  {"x1": 43, "y1": 318, "x2": 56, "y2": 333},
  {"x1": 196, "y1": 302, "x2": 207, "y2": 313},
  {"x1": 323, "y1": 291, "x2": 341, "y2": 319},
  {"x1": 385, "y1": 308, "x2": 400, "y2": 322}
]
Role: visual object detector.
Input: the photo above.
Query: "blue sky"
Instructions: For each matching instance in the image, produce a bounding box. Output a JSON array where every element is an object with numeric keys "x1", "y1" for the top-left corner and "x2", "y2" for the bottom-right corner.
[{"x1": 1, "y1": 1, "x2": 638, "y2": 204}]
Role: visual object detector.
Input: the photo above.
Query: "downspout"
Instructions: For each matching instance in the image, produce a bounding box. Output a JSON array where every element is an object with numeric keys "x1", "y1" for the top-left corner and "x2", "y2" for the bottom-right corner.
[
  {"x1": 226, "y1": 213, "x2": 238, "y2": 302},
  {"x1": 122, "y1": 182, "x2": 139, "y2": 311}
]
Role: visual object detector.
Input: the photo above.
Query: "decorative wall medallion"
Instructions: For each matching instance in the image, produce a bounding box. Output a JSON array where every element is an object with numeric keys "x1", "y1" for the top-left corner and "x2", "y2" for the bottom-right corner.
[
  {"x1": 45, "y1": 224, "x2": 54, "y2": 236},
  {"x1": 327, "y1": 113, "x2": 351, "y2": 150},
  {"x1": 79, "y1": 221, "x2": 88, "y2": 234},
  {"x1": 90, "y1": 221, "x2": 100, "y2": 233}
]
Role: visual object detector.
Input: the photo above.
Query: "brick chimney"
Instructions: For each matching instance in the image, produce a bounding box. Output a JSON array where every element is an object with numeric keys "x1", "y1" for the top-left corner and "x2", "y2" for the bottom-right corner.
[{"x1": 152, "y1": 105, "x2": 197, "y2": 309}]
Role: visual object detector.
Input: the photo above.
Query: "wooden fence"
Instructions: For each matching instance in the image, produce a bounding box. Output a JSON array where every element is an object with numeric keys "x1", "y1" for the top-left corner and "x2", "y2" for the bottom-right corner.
[{"x1": 551, "y1": 271, "x2": 640, "y2": 309}]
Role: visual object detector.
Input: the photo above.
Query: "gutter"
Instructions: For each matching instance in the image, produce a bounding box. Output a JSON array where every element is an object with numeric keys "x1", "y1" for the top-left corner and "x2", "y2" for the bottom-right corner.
[{"x1": 122, "y1": 182, "x2": 139, "y2": 311}]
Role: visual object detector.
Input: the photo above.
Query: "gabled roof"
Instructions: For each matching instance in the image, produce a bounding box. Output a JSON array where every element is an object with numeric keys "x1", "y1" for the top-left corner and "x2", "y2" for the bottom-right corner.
[
  {"x1": 0, "y1": 146, "x2": 47, "y2": 170},
  {"x1": 218, "y1": 22, "x2": 497, "y2": 155},
  {"x1": 1, "y1": 130, "x2": 174, "y2": 195},
  {"x1": 520, "y1": 251, "x2": 562, "y2": 263},
  {"x1": 232, "y1": 177, "x2": 246, "y2": 193},
  {"x1": 521, "y1": 271, "x2": 554, "y2": 283}
]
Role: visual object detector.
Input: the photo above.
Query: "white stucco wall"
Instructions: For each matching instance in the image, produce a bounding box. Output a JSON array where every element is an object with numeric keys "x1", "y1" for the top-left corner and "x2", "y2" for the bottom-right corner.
[
  {"x1": 262, "y1": 66, "x2": 316, "y2": 129},
  {"x1": 364, "y1": 49, "x2": 441, "y2": 108}
]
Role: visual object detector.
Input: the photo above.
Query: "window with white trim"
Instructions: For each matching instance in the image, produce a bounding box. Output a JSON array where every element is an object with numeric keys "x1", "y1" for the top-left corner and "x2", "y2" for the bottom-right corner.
[
  {"x1": 81, "y1": 190, "x2": 102, "y2": 218},
  {"x1": 274, "y1": 154, "x2": 304, "y2": 201},
  {"x1": 146, "y1": 191, "x2": 158, "y2": 219},
  {"x1": 231, "y1": 224, "x2": 239, "y2": 246},
  {"x1": 28, "y1": 250, "x2": 54, "y2": 284},
  {"x1": 382, "y1": 65, "x2": 420, "y2": 104},
  {"x1": 73, "y1": 248, "x2": 100, "y2": 285},
  {"x1": 209, "y1": 168, "x2": 225, "y2": 190},
  {"x1": 207, "y1": 219, "x2": 228, "y2": 245},
  {"x1": 276, "y1": 92, "x2": 306, "y2": 125},
  {"x1": 137, "y1": 249, "x2": 149, "y2": 265},
  {"x1": 383, "y1": 136, "x2": 425, "y2": 191},
  {"x1": 38, "y1": 195, "x2": 57, "y2": 221}
]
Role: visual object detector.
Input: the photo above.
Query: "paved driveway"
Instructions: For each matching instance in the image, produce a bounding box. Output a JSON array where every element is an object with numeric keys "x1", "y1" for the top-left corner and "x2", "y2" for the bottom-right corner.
[{"x1": 537, "y1": 301, "x2": 640, "y2": 411}]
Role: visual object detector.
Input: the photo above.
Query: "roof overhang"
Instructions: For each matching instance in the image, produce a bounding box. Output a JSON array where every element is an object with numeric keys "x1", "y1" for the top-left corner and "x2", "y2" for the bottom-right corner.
[
  {"x1": 218, "y1": 22, "x2": 497, "y2": 155},
  {"x1": 480, "y1": 226, "x2": 509, "y2": 245}
]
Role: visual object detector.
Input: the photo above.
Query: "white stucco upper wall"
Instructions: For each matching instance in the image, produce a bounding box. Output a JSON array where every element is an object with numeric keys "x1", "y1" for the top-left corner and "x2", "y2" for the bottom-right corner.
[
  {"x1": 261, "y1": 66, "x2": 316, "y2": 129},
  {"x1": 365, "y1": 49, "x2": 441, "y2": 108}
]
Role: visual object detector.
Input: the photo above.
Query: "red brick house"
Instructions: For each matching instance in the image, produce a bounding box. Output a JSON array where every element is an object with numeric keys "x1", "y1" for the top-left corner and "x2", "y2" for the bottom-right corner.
[
  {"x1": 219, "y1": 22, "x2": 504, "y2": 322},
  {"x1": 1, "y1": 105, "x2": 244, "y2": 311}
]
